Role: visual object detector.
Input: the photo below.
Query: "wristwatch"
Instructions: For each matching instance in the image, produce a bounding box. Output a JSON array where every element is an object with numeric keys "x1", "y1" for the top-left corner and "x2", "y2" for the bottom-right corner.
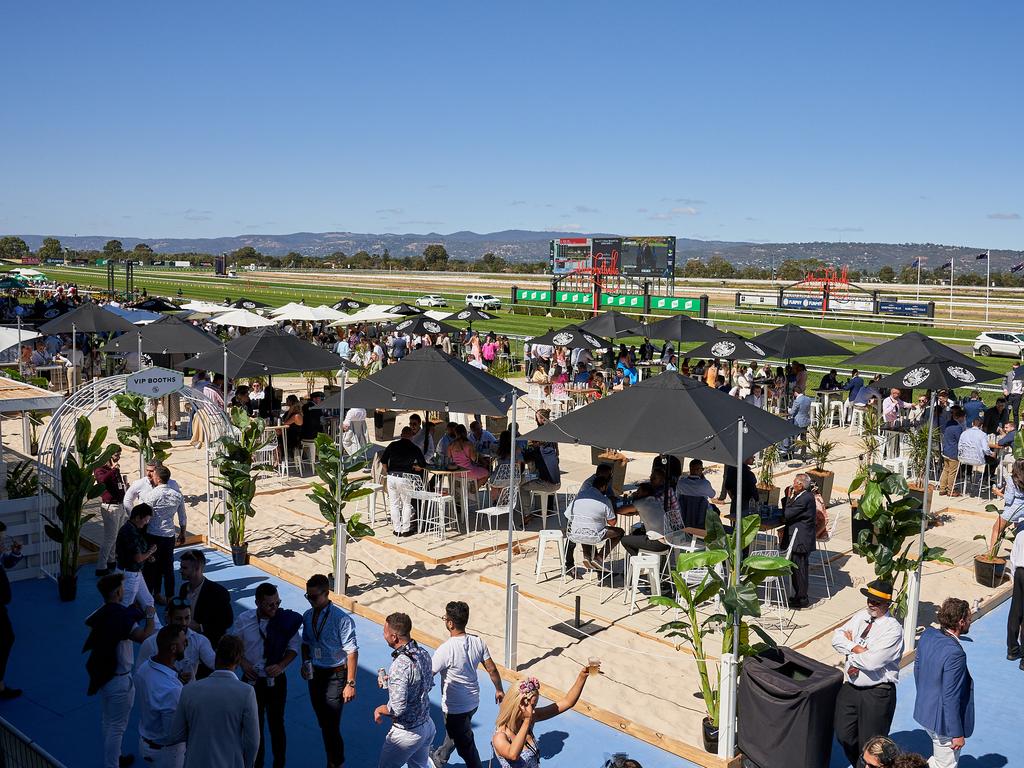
[{"x1": 345, "y1": 680, "x2": 356, "y2": 689}]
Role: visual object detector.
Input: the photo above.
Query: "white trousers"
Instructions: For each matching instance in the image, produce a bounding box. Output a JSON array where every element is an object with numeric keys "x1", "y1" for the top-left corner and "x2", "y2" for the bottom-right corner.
[
  {"x1": 350, "y1": 420, "x2": 368, "y2": 447},
  {"x1": 101, "y1": 674, "x2": 134, "y2": 768},
  {"x1": 139, "y1": 736, "x2": 185, "y2": 768},
  {"x1": 926, "y1": 729, "x2": 961, "y2": 768},
  {"x1": 378, "y1": 719, "x2": 436, "y2": 768},
  {"x1": 99, "y1": 503, "x2": 124, "y2": 568},
  {"x1": 120, "y1": 570, "x2": 155, "y2": 613},
  {"x1": 387, "y1": 475, "x2": 415, "y2": 533}
]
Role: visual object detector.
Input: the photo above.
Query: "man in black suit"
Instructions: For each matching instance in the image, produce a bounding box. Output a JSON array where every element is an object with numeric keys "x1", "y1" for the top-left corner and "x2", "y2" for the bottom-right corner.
[
  {"x1": 783, "y1": 472, "x2": 817, "y2": 609},
  {"x1": 178, "y1": 549, "x2": 233, "y2": 674}
]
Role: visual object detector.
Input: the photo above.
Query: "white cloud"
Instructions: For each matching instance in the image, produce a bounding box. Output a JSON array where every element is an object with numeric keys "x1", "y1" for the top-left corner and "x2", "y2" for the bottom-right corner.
[
  {"x1": 988, "y1": 212, "x2": 1021, "y2": 220},
  {"x1": 826, "y1": 226, "x2": 864, "y2": 233},
  {"x1": 376, "y1": 208, "x2": 404, "y2": 216},
  {"x1": 574, "y1": 205, "x2": 599, "y2": 214}
]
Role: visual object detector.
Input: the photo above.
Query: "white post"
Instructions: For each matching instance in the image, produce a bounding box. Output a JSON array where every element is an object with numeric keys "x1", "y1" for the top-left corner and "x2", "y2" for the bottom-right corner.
[
  {"x1": 721, "y1": 416, "x2": 746, "y2": 759},
  {"x1": 504, "y1": 390, "x2": 519, "y2": 668},
  {"x1": 717, "y1": 652, "x2": 739, "y2": 759},
  {"x1": 949, "y1": 258, "x2": 955, "y2": 320},
  {"x1": 16, "y1": 315, "x2": 22, "y2": 377},
  {"x1": 985, "y1": 250, "x2": 991, "y2": 322},
  {"x1": 505, "y1": 583, "x2": 519, "y2": 671},
  {"x1": 916, "y1": 258, "x2": 922, "y2": 301},
  {"x1": 222, "y1": 343, "x2": 229, "y2": 404},
  {"x1": 333, "y1": 367, "x2": 348, "y2": 596},
  {"x1": 903, "y1": 390, "x2": 936, "y2": 649}
]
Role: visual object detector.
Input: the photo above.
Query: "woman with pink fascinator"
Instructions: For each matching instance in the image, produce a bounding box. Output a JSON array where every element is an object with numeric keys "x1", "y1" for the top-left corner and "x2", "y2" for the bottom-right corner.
[{"x1": 491, "y1": 663, "x2": 597, "y2": 767}]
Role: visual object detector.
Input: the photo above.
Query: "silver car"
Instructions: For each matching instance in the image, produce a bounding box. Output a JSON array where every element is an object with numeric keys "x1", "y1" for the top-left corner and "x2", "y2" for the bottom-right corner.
[{"x1": 973, "y1": 331, "x2": 1024, "y2": 358}]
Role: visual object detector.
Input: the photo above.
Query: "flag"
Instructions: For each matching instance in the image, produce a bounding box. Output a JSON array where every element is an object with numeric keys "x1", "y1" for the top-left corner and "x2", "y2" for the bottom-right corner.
[
  {"x1": 1012, "y1": 261, "x2": 1024, "y2": 274},
  {"x1": 910, "y1": 258, "x2": 920, "y2": 268},
  {"x1": 976, "y1": 252, "x2": 989, "y2": 261},
  {"x1": 939, "y1": 259, "x2": 952, "y2": 270}
]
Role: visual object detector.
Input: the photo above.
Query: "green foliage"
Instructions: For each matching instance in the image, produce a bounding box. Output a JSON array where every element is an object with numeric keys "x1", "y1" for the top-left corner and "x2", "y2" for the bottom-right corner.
[
  {"x1": 975, "y1": 503, "x2": 1016, "y2": 560},
  {"x1": 112, "y1": 393, "x2": 171, "y2": 464},
  {"x1": 102, "y1": 239, "x2": 124, "y2": 256},
  {"x1": 1013, "y1": 429, "x2": 1024, "y2": 460},
  {"x1": 37, "y1": 237, "x2": 63, "y2": 261},
  {"x1": 210, "y1": 407, "x2": 276, "y2": 547},
  {"x1": 849, "y1": 464, "x2": 953, "y2": 616},
  {"x1": 42, "y1": 417, "x2": 119, "y2": 577},
  {"x1": 650, "y1": 509, "x2": 793, "y2": 725},
  {"x1": 805, "y1": 408, "x2": 837, "y2": 473},
  {"x1": 0, "y1": 236, "x2": 30, "y2": 261},
  {"x1": 6, "y1": 460, "x2": 38, "y2": 499},
  {"x1": 905, "y1": 422, "x2": 938, "y2": 483},
  {"x1": 306, "y1": 435, "x2": 375, "y2": 572},
  {"x1": 856, "y1": 407, "x2": 881, "y2": 468},
  {"x1": 756, "y1": 443, "x2": 779, "y2": 487}
]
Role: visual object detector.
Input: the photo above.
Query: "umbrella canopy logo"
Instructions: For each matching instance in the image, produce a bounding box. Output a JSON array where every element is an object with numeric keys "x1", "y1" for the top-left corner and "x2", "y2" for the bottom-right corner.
[
  {"x1": 396, "y1": 319, "x2": 414, "y2": 330},
  {"x1": 583, "y1": 334, "x2": 602, "y2": 348},
  {"x1": 42, "y1": 308, "x2": 61, "y2": 319},
  {"x1": 947, "y1": 366, "x2": 976, "y2": 383},
  {"x1": 745, "y1": 342, "x2": 766, "y2": 357},
  {"x1": 242, "y1": 301, "x2": 257, "y2": 309},
  {"x1": 345, "y1": 301, "x2": 360, "y2": 308},
  {"x1": 457, "y1": 311, "x2": 472, "y2": 320},
  {"x1": 902, "y1": 367, "x2": 931, "y2": 387},
  {"x1": 711, "y1": 341, "x2": 736, "y2": 357},
  {"x1": 423, "y1": 322, "x2": 442, "y2": 334},
  {"x1": 552, "y1": 332, "x2": 575, "y2": 346}
]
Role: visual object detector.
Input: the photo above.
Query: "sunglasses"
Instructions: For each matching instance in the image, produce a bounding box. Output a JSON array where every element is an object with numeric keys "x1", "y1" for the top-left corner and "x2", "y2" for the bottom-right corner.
[
  {"x1": 305, "y1": 591, "x2": 327, "y2": 602},
  {"x1": 169, "y1": 597, "x2": 191, "y2": 608},
  {"x1": 262, "y1": 600, "x2": 282, "y2": 608},
  {"x1": 866, "y1": 598, "x2": 886, "y2": 607}
]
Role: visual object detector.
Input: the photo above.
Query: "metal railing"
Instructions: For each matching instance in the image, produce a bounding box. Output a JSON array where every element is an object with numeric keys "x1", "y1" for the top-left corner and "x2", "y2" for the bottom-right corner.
[{"x1": 0, "y1": 716, "x2": 67, "y2": 768}]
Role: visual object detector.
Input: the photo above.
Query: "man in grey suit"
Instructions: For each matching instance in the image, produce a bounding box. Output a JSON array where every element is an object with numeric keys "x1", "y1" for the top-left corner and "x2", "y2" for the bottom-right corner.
[{"x1": 169, "y1": 635, "x2": 260, "y2": 768}]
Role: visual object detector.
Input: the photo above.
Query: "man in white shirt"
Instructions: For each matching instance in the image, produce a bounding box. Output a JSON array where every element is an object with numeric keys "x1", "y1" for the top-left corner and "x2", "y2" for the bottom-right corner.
[
  {"x1": 343, "y1": 407, "x2": 368, "y2": 449},
  {"x1": 136, "y1": 599, "x2": 215, "y2": 685},
  {"x1": 408, "y1": 413, "x2": 436, "y2": 458},
  {"x1": 136, "y1": 625, "x2": 187, "y2": 768},
  {"x1": 141, "y1": 466, "x2": 187, "y2": 603},
  {"x1": 957, "y1": 417, "x2": 993, "y2": 468},
  {"x1": 333, "y1": 337, "x2": 351, "y2": 360},
  {"x1": 429, "y1": 601, "x2": 504, "y2": 768},
  {"x1": 567, "y1": 476, "x2": 623, "y2": 567},
  {"x1": 618, "y1": 483, "x2": 670, "y2": 558},
  {"x1": 676, "y1": 459, "x2": 716, "y2": 500},
  {"x1": 831, "y1": 580, "x2": 904, "y2": 768},
  {"x1": 124, "y1": 462, "x2": 182, "y2": 516},
  {"x1": 744, "y1": 384, "x2": 765, "y2": 409},
  {"x1": 882, "y1": 388, "x2": 905, "y2": 426}
]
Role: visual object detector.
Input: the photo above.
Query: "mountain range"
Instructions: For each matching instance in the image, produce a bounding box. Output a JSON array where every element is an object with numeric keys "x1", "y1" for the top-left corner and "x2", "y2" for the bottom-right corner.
[{"x1": 13, "y1": 231, "x2": 1021, "y2": 272}]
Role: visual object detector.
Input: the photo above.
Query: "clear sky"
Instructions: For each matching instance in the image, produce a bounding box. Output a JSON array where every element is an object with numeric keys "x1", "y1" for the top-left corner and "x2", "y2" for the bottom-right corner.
[{"x1": 1, "y1": 2, "x2": 1021, "y2": 249}]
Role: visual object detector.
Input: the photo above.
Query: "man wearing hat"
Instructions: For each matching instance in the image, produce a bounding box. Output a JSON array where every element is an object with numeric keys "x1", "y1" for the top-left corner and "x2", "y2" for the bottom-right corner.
[{"x1": 831, "y1": 579, "x2": 904, "y2": 768}]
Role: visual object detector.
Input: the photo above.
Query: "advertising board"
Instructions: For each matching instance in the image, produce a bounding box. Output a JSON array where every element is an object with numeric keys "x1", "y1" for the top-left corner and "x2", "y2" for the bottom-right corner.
[
  {"x1": 649, "y1": 296, "x2": 699, "y2": 312},
  {"x1": 555, "y1": 292, "x2": 594, "y2": 305},
  {"x1": 600, "y1": 293, "x2": 644, "y2": 309},
  {"x1": 548, "y1": 238, "x2": 591, "y2": 275},
  {"x1": 619, "y1": 236, "x2": 675, "y2": 277},
  {"x1": 828, "y1": 297, "x2": 874, "y2": 313},
  {"x1": 126, "y1": 367, "x2": 184, "y2": 398},
  {"x1": 781, "y1": 295, "x2": 824, "y2": 311},
  {"x1": 878, "y1": 300, "x2": 930, "y2": 317},
  {"x1": 738, "y1": 293, "x2": 777, "y2": 307},
  {"x1": 515, "y1": 289, "x2": 551, "y2": 303}
]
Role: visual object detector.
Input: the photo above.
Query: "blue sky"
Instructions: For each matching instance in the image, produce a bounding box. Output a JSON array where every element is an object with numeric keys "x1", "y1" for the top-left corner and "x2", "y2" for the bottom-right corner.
[{"x1": 1, "y1": 2, "x2": 1021, "y2": 248}]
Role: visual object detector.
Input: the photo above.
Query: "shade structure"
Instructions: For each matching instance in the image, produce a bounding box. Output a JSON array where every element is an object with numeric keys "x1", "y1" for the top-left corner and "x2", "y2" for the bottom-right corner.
[
  {"x1": 272, "y1": 304, "x2": 346, "y2": 322},
  {"x1": 384, "y1": 315, "x2": 458, "y2": 336},
  {"x1": 635, "y1": 313, "x2": 719, "y2": 343},
  {"x1": 181, "y1": 299, "x2": 228, "y2": 314},
  {"x1": 179, "y1": 326, "x2": 351, "y2": 378},
  {"x1": 103, "y1": 305, "x2": 162, "y2": 325},
  {"x1": 840, "y1": 331, "x2": 977, "y2": 369},
  {"x1": 578, "y1": 310, "x2": 643, "y2": 339},
  {"x1": 329, "y1": 305, "x2": 404, "y2": 326},
  {"x1": 101, "y1": 315, "x2": 221, "y2": 355},
  {"x1": 445, "y1": 307, "x2": 497, "y2": 323},
  {"x1": 748, "y1": 323, "x2": 852, "y2": 360},
  {"x1": 226, "y1": 297, "x2": 271, "y2": 310},
  {"x1": 9, "y1": 268, "x2": 43, "y2": 278},
  {"x1": 129, "y1": 297, "x2": 181, "y2": 313},
  {"x1": 526, "y1": 324, "x2": 609, "y2": 351},
  {"x1": 332, "y1": 297, "x2": 368, "y2": 311},
  {"x1": 687, "y1": 332, "x2": 779, "y2": 361},
  {"x1": 874, "y1": 355, "x2": 1000, "y2": 391},
  {"x1": 317, "y1": 346, "x2": 523, "y2": 417},
  {"x1": 26, "y1": 303, "x2": 70, "y2": 322},
  {"x1": 0, "y1": 327, "x2": 41, "y2": 352},
  {"x1": 208, "y1": 308, "x2": 276, "y2": 328},
  {"x1": 522, "y1": 371, "x2": 800, "y2": 463},
  {"x1": 0, "y1": 278, "x2": 26, "y2": 290},
  {"x1": 270, "y1": 302, "x2": 306, "y2": 317},
  {"x1": 385, "y1": 303, "x2": 424, "y2": 316},
  {"x1": 38, "y1": 302, "x2": 136, "y2": 335}
]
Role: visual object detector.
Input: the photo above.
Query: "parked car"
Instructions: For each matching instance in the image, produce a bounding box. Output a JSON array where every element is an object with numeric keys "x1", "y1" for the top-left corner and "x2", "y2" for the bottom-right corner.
[
  {"x1": 415, "y1": 295, "x2": 448, "y2": 307},
  {"x1": 973, "y1": 331, "x2": 1024, "y2": 358},
  {"x1": 465, "y1": 293, "x2": 502, "y2": 310}
]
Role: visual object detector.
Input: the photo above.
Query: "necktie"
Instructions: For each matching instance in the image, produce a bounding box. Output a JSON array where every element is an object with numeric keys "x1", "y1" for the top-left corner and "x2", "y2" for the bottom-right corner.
[{"x1": 848, "y1": 617, "x2": 875, "y2": 680}]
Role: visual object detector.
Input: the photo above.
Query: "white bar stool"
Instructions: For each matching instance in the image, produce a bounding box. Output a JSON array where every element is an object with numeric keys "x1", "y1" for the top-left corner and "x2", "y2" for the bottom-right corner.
[
  {"x1": 625, "y1": 552, "x2": 663, "y2": 615},
  {"x1": 535, "y1": 529, "x2": 567, "y2": 583}
]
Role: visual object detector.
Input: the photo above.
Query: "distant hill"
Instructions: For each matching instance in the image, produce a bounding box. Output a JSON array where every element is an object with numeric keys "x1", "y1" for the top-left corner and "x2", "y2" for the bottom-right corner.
[{"x1": 12, "y1": 231, "x2": 1021, "y2": 272}]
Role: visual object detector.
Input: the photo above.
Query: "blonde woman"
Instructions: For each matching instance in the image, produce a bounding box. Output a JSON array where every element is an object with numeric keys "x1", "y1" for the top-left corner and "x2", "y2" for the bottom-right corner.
[{"x1": 492, "y1": 665, "x2": 595, "y2": 767}]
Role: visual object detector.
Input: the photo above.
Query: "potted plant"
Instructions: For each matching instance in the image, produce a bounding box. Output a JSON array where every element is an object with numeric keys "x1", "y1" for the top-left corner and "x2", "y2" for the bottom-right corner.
[
  {"x1": 112, "y1": 393, "x2": 171, "y2": 470},
  {"x1": 306, "y1": 435, "x2": 375, "y2": 587},
  {"x1": 27, "y1": 411, "x2": 44, "y2": 455},
  {"x1": 651, "y1": 509, "x2": 793, "y2": 753},
  {"x1": 904, "y1": 422, "x2": 938, "y2": 510},
  {"x1": 42, "y1": 416, "x2": 119, "y2": 600},
  {"x1": 210, "y1": 407, "x2": 276, "y2": 565},
  {"x1": 756, "y1": 443, "x2": 781, "y2": 507},
  {"x1": 974, "y1": 503, "x2": 1015, "y2": 587},
  {"x1": 805, "y1": 410, "x2": 837, "y2": 505},
  {"x1": 6, "y1": 460, "x2": 38, "y2": 499},
  {"x1": 849, "y1": 464, "x2": 953, "y2": 617}
]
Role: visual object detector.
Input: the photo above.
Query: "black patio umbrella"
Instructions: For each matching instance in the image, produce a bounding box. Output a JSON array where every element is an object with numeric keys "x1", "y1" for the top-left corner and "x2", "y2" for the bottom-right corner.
[
  {"x1": 840, "y1": 331, "x2": 976, "y2": 369},
  {"x1": 687, "y1": 332, "x2": 780, "y2": 362},
  {"x1": 383, "y1": 315, "x2": 459, "y2": 337},
  {"x1": 38, "y1": 302, "x2": 136, "y2": 335},
  {"x1": 633, "y1": 313, "x2": 719, "y2": 344},
  {"x1": 526, "y1": 324, "x2": 609, "y2": 351},
  {"x1": 129, "y1": 297, "x2": 181, "y2": 313},
  {"x1": 27, "y1": 303, "x2": 70, "y2": 322},
  {"x1": 316, "y1": 346, "x2": 523, "y2": 416},
  {"x1": 523, "y1": 372, "x2": 800, "y2": 464},
  {"x1": 100, "y1": 315, "x2": 221, "y2": 355},
  {"x1": 445, "y1": 307, "x2": 497, "y2": 324},
  {"x1": 874, "y1": 355, "x2": 1000, "y2": 391},
  {"x1": 749, "y1": 323, "x2": 852, "y2": 360},
  {"x1": 178, "y1": 326, "x2": 350, "y2": 378},
  {"x1": 578, "y1": 310, "x2": 643, "y2": 339},
  {"x1": 385, "y1": 303, "x2": 424, "y2": 316},
  {"x1": 226, "y1": 297, "x2": 271, "y2": 310},
  {"x1": 332, "y1": 297, "x2": 369, "y2": 311}
]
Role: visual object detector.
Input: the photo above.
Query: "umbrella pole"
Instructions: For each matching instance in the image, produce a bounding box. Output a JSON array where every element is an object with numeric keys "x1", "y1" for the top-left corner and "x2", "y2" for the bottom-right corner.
[
  {"x1": 903, "y1": 390, "x2": 936, "y2": 649},
  {"x1": 721, "y1": 416, "x2": 746, "y2": 759},
  {"x1": 16, "y1": 315, "x2": 22, "y2": 377},
  {"x1": 334, "y1": 368, "x2": 347, "y2": 596},
  {"x1": 71, "y1": 322, "x2": 76, "y2": 395},
  {"x1": 504, "y1": 390, "x2": 518, "y2": 668},
  {"x1": 222, "y1": 343, "x2": 229, "y2": 404}
]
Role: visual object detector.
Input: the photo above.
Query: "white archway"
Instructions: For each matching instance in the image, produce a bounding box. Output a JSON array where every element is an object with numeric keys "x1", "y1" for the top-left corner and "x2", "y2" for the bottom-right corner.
[{"x1": 36, "y1": 374, "x2": 233, "y2": 580}]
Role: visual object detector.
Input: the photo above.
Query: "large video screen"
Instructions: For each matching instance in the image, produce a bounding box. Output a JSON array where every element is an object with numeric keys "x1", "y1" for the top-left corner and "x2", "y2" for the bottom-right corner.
[
  {"x1": 549, "y1": 238, "x2": 591, "y2": 275},
  {"x1": 590, "y1": 237, "x2": 621, "y2": 270},
  {"x1": 620, "y1": 236, "x2": 676, "y2": 277}
]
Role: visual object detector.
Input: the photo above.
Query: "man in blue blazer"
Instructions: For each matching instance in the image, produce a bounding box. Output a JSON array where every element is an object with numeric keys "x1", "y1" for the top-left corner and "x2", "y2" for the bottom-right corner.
[{"x1": 913, "y1": 597, "x2": 974, "y2": 768}]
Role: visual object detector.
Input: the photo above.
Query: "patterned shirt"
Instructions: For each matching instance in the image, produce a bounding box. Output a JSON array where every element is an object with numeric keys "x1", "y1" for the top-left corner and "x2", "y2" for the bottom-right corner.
[{"x1": 387, "y1": 639, "x2": 433, "y2": 729}]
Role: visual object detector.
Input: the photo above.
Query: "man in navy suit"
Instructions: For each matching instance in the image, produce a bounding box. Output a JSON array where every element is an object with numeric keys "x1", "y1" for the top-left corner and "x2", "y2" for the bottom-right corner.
[
  {"x1": 914, "y1": 597, "x2": 974, "y2": 768},
  {"x1": 782, "y1": 473, "x2": 817, "y2": 609}
]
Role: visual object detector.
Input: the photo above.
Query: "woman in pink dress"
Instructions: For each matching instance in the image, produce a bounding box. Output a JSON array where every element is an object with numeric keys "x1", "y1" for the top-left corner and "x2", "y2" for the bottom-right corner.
[{"x1": 447, "y1": 424, "x2": 489, "y2": 482}]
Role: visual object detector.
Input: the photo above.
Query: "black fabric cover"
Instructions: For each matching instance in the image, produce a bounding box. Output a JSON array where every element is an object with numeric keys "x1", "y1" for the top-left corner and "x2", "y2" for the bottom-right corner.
[
  {"x1": 841, "y1": 331, "x2": 976, "y2": 369},
  {"x1": 737, "y1": 646, "x2": 844, "y2": 768},
  {"x1": 749, "y1": 323, "x2": 852, "y2": 360}
]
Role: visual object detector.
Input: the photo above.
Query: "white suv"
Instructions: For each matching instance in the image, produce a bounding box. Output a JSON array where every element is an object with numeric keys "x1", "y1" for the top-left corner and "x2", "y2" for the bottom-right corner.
[
  {"x1": 465, "y1": 293, "x2": 501, "y2": 310},
  {"x1": 415, "y1": 295, "x2": 447, "y2": 307},
  {"x1": 973, "y1": 331, "x2": 1024, "y2": 358}
]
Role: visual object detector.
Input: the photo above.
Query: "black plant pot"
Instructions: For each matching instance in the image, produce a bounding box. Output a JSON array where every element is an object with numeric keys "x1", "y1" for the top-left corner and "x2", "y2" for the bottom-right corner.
[
  {"x1": 231, "y1": 544, "x2": 249, "y2": 567},
  {"x1": 702, "y1": 716, "x2": 719, "y2": 754},
  {"x1": 974, "y1": 556, "x2": 1006, "y2": 588},
  {"x1": 57, "y1": 574, "x2": 77, "y2": 602}
]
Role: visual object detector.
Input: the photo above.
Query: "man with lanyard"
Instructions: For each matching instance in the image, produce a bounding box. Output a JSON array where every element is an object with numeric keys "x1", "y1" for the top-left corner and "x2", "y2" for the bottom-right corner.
[
  {"x1": 301, "y1": 574, "x2": 358, "y2": 768},
  {"x1": 238, "y1": 582, "x2": 303, "y2": 768},
  {"x1": 831, "y1": 579, "x2": 904, "y2": 768},
  {"x1": 380, "y1": 427, "x2": 426, "y2": 537},
  {"x1": 374, "y1": 612, "x2": 435, "y2": 768},
  {"x1": 135, "y1": 598, "x2": 215, "y2": 686},
  {"x1": 141, "y1": 466, "x2": 186, "y2": 605},
  {"x1": 429, "y1": 601, "x2": 504, "y2": 768},
  {"x1": 84, "y1": 573, "x2": 157, "y2": 768},
  {"x1": 135, "y1": 625, "x2": 188, "y2": 768}
]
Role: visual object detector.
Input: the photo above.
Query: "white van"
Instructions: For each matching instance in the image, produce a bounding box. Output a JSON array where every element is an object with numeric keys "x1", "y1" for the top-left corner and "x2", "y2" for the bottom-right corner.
[{"x1": 465, "y1": 293, "x2": 502, "y2": 310}]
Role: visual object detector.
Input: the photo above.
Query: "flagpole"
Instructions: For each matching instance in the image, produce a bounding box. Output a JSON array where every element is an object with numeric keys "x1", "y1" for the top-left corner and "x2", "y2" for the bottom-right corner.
[
  {"x1": 948, "y1": 257, "x2": 954, "y2": 320},
  {"x1": 916, "y1": 258, "x2": 922, "y2": 301},
  {"x1": 985, "y1": 250, "x2": 991, "y2": 322}
]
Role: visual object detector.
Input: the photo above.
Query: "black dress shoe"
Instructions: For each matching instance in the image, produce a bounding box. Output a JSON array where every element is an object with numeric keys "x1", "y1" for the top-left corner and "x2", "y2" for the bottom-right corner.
[
  {"x1": 1019, "y1": 659, "x2": 1024, "y2": 672},
  {"x1": 1008, "y1": 649, "x2": 1022, "y2": 661},
  {"x1": 0, "y1": 687, "x2": 22, "y2": 700},
  {"x1": 791, "y1": 599, "x2": 810, "y2": 610},
  {"x1": 118, "y1": 756, "x2": 135, "y2": 768}
]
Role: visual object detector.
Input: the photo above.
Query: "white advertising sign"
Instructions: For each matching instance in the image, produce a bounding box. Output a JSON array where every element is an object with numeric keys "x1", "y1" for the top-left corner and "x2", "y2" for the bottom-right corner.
[
  {"x1": 126, "y1": 367, "x2": 184, "y2": 398},
  {"x1": 828, "y1": 297, "x2": 874, "y2": 313},
  {"x1": 738, "y1": 293, "x2": 776, "y2": 306}
]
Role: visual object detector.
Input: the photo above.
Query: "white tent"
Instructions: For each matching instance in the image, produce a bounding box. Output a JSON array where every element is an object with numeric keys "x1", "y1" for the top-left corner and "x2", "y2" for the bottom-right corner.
[
  {"x1": 423, "y1": 310, "x2": 452, "y2": 321},
  {"x1": 328, "y1": 304, "x2": 403, "y2": 326},
  {"x1": 273, "y1": 304, "x2": 347, "y2": 323},
  {"x1": 269, "y1": 302, "x2": 306, "y2": 317},
  {"x1": 207, "y1": 308, "x2": 276, "y2": 328},
  {"x1": 181, "y1": 300, "x2": 228, "y2": 314},
  {"x1": 0, "y1": 327, "x2": 42, "y2": 355}
]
